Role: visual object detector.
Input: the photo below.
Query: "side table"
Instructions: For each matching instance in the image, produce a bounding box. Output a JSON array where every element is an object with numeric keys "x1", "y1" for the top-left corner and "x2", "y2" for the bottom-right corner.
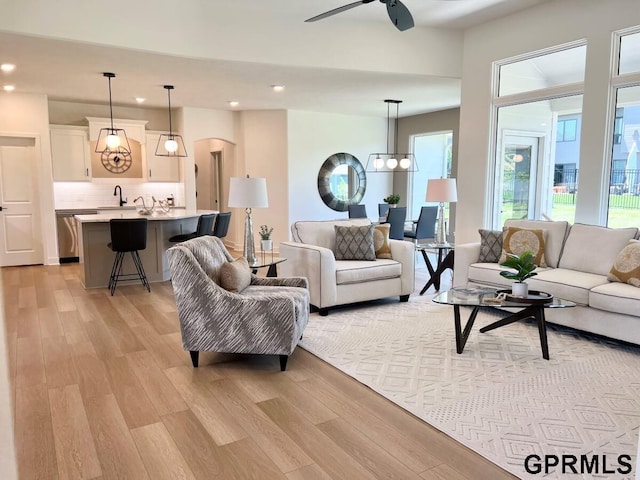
[
  {"x1": 416, "y1": 243, "x2": 454, "y2": 295},
  {"x1": 248, "y1": 256, "x2": 287, "y2": 277}
]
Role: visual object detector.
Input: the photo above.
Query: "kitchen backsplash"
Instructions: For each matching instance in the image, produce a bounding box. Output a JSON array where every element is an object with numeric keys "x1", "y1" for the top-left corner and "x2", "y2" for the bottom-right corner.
[{"x1": 53, "y1": 182, "x2": 185, "y2": 209}]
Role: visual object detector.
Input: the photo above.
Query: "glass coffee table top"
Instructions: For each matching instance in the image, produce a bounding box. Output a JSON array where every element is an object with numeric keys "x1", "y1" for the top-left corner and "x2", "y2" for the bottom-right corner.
[{"x1": 433, "y1": 286, "x2": 575, "y2": 308}]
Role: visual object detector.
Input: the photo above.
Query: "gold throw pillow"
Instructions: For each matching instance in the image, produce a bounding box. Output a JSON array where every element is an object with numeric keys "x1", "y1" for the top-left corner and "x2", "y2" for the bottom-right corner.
[
  {"x1": 373, "y1": 224, "x2": 392, "y2": 259},
  {"x1": 607, "y1": 240, "x2": 640, "y2": 287},
  {"x1": 499, "y1": 227, "x2": 547, "y2": 267}
]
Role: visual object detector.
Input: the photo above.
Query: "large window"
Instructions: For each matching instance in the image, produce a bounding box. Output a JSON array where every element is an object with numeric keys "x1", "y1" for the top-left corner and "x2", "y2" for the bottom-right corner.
[
  {"x1": 492, "y1": 44, "x2": 586, "y2": 228},
  {"x1": 410, "y1": 132, "x2": 452, "y2": 220}
]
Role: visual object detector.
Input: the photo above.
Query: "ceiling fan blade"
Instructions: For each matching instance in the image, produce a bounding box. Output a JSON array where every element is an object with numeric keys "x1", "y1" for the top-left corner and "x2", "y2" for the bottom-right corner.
[
  {"x1": 305, "y1": 0, "x2": 375, "y2": 23},
  {"x1": 386, "y1": 0, "x2": 414, "y2": 31}
]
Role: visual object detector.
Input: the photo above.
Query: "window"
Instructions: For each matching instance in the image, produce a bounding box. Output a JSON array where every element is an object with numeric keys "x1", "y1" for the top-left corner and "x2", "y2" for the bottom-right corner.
[
  {"x1": 619, "y1": 31, "x2": 640, "y2": 75},
  {"x1": 556, "y1": 118, "x2": 577, "y2": 142},
  {"x1": 410, "y1": 132, "x2": 452, "y2": 220},
  {"x1": 613, "y1": 109, "x2": 624, "y2": 145}
]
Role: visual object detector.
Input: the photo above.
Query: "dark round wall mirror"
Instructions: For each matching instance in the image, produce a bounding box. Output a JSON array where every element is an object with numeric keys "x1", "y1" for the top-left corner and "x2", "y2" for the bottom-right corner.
[{"x1": 317, "y1": 153, "x2": 366, "y2": 211}]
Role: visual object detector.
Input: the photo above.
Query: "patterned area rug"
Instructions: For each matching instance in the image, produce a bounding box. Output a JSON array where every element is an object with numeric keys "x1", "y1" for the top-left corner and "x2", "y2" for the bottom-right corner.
[{"x1": 299, "y1": 294, "x2": 640, "y2": 479}]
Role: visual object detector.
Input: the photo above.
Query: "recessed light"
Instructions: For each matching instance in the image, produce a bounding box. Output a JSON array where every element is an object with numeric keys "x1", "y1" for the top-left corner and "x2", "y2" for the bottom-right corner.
[
  {"x1": 272, "y1": 85, "x2": 285, "y2": 92},
  {"x1": 135, "y1": 97, "x2": 145, "y2": 103},
  {"x1": 3, "y1": 85, "x2": 15, "y2": 92},
  {"x1": 1, "y1": 64, "x2": 15, "y2": 73},
  {"x1": 228, "y1": 101, "x2": 239, "y2": 107}
]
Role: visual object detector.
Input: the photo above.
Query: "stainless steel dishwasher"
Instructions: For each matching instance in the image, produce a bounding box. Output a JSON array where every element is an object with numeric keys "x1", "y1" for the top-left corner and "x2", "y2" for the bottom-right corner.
[{"x1": 56, "y1": 209, "x2": 97, "y2": 263}]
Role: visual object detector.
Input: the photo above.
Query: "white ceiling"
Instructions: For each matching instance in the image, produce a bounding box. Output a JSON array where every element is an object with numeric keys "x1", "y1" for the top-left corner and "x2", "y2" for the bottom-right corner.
[{"x1": 0, "y1": 0, "x2": 551, "y2": 118}]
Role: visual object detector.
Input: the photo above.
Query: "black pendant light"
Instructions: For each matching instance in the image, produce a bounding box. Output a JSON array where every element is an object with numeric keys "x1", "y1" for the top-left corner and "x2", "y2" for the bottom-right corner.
[
  {"x1": 366, "y1": 99, "x2": 417, "y2": 173},
  {"x1": 95, "y1": 72, "x2": 133, "y2": 173},
  {"x1": 155, "y1": 85, "x2": 187, "y2": 157}
]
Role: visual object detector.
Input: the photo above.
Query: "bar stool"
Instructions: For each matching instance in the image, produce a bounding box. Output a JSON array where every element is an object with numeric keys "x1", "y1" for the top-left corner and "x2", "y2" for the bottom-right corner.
[
  {"x1": 213, "y1": 212, "x2": 232, "y2": 238},
  {"x1": 169, "y1": 213, "x2": 217, "y2": 243},
  {"x1": 108, "y1": 218, "x2": 150, "y2": 296}
]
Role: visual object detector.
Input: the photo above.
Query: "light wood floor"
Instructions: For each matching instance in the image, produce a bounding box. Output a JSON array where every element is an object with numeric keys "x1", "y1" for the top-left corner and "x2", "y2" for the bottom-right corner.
[{"x1": 2, "y1": 262, "x2": 517, "y2": 480}]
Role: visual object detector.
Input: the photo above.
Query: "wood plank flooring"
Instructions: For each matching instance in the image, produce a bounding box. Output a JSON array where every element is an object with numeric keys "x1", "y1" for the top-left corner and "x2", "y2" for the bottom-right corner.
[{"x1": 2, "y1": 262, "x2": 517, "y2": 480}]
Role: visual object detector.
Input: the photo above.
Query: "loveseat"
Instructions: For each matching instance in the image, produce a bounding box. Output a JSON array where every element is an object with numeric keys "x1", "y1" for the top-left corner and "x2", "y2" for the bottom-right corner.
[
  {"x1": 279, "y1": 219, "x2": 415, "y2": 315},
  {"x1": 454, "y1": 219, "x2": 640, "y2": 345}
]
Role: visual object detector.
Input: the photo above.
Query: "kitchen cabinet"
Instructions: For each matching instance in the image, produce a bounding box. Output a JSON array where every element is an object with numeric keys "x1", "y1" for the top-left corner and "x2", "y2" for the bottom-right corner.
[
  {"x1": 50, "y1": 126, "x2": 91, "y2": 181},
  {"x1": 146, "y1": 132, "x2": 181, "y2": 182}
]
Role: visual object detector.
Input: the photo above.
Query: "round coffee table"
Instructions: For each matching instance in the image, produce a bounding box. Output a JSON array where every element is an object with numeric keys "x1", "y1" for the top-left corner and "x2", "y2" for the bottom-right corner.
[{"x1": 432, "y1": 287, "x2": 576, "y2": 360}]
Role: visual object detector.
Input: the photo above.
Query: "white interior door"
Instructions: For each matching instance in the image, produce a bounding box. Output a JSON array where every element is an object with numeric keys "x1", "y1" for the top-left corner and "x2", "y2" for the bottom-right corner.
[{"x1": 0, "y1": 138, "x2": 43, "y2": 266}]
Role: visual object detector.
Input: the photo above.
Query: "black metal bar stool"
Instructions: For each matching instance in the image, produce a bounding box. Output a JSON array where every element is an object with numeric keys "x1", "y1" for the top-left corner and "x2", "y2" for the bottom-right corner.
[
  {"x1": 108, "y1": 218, "x2": 150, "y2": 295},
  {"x1": 169, "y1": 213, "x2": 217, "y2": 243}
]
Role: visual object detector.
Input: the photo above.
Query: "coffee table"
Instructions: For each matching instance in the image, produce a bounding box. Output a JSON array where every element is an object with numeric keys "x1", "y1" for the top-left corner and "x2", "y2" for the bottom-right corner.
[{"x1": 432, "y1": 287, "x2": 576, "y2": 360}]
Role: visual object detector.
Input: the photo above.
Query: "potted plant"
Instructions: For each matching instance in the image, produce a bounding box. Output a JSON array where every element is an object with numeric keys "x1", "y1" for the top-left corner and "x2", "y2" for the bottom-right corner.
[
  {"x1": 383, "y1": 194, "x2": 400, "y2": 207},
  {"x1": 499, "y1": 250, "x2": 538, "y2": 297},
  {"x1": 259, "y1": 225, "x2": 273, "y2": 252}
]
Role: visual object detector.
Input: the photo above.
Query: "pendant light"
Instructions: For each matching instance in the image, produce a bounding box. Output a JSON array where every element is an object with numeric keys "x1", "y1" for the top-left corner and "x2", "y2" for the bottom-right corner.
[
  {"x1": 95, "y1": 73, "x2": 132, "y2": 170},
  {"x1": 155, "y1": 85, "x2": 187, "y2": 157},
  {"x1": 366, "y1": 99, "x2": 417, "y2": 173}
]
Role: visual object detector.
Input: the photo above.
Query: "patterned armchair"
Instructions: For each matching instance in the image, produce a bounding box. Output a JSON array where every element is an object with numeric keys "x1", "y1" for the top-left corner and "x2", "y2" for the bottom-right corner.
[{"x1": 166, "y1": 236, "x2": 309, "y2": 371}]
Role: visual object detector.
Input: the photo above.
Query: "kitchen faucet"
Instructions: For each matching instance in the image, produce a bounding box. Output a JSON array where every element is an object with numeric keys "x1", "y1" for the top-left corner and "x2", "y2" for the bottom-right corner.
[{"x1": 114, "y1": 185, "x2": 127, "y2": 207}]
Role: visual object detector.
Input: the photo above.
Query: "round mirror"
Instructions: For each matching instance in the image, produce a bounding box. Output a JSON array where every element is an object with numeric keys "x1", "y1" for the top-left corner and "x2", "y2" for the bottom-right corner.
[{"x1": 317, "y1": 153, "x2": 366, "y2": 211}]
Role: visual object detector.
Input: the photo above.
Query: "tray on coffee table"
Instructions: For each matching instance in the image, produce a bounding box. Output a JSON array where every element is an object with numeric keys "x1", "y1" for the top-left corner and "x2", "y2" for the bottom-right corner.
[{"x1": 496, "y1": 289, "x2": 553, "y2": 304}]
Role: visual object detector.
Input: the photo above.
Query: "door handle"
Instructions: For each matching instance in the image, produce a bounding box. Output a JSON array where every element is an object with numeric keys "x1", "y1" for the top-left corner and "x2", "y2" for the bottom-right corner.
[{"x1": 0, "y1": 206, "x2": 4, "y2": 211}]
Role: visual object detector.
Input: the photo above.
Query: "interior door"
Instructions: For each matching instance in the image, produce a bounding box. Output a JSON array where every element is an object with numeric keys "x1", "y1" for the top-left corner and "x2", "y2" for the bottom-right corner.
[{"x1": 0, "y1": 138, "x2": 43, "y2": 266}]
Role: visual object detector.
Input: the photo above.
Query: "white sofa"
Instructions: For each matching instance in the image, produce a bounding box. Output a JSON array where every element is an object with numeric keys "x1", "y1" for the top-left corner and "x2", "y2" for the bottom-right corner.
[
  {"x1": 454, "y1": 219, "x2": 640, "y2": 345},
  {"x1": 279, "y1": 219, "x2": 415, "y2": 315}
]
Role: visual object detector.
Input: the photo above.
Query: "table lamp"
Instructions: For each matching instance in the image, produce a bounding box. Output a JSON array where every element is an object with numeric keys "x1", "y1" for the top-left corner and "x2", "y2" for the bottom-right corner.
[
  {"x1": 426, "y1": 178, "x2": 457, "y2": 245},
  {"x1": 228, "y1": 175, "x2": 268, "y2": 263}
]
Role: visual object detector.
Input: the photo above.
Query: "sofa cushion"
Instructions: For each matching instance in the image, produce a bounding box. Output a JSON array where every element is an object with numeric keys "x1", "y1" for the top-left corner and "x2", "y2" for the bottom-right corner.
[
  {"x1": 504, "y1": 219, "x2": 569, "y2": 267},
  {"x1": 373, "y1": 224, "x2": 392, "y2": 259},
  {"x1": 334, "y1": 225, "x2": 376, "y2": 261},
  {"x1": 607, "y1": 240, "x2": 640, "y2": 287},
  {"x1": 558, "y1": 223, "x2": 639, "y2": 275},
  {"x1": 589, "y1": 281, "x2": 640, "y2": 316},
  {"x1": 335, "y1": 259, "x2": 402, "y2": 285},
  {"x1": 478, "y1": 229, "x2": 503, "y2": 263},
  {"x1": 219, "y1": 257, "x2": 251, "y2": 293},
  {"x1": 499, "y1": 226, "x2": 547, "y2": 267},
  {"x1": 468, "y1": 262, "x2": 513, "y2": 288},
  {"x1": 527, "y1": 268, "x2": 608, "y2": 306},
  {"x1": 291, "y1": 219, "x2": 371, "y2": 250}
]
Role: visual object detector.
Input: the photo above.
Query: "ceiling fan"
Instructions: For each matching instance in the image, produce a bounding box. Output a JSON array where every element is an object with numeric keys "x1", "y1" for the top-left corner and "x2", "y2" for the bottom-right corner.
[{"x1": 305, "y1": 0, "x2": 415, "y2": 32}]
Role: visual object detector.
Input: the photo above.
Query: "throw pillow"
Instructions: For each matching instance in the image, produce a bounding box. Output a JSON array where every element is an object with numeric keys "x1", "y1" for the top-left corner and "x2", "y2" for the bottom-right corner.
[
  {"x1": 334, "y1": 225, "x2": 376, "y2": 261},
  {"x1": 607, "y1": 240, "x2": 640, "y2": 287},
  {"x1": 219, "y1": 256, "x2": 251, "y2": 293},
  {"x1": 478, "y1": 229, "x2": 503, "y2": 263},
  {"x1": 373, "y1": 224, "x2": 392, "y2": 259},
  {"x1": 499, "y1": 226, "x2": 547, "y2": 267}
]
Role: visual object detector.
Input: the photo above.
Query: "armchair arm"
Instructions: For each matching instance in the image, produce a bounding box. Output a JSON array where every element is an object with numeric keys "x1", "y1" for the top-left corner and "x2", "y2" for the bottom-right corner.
[
  {"x1": 389, "y1": 239, "x2": 416, "y2": 295},
  {"x1": 453, "y1": 242, "x2": 481, "y2": 288},
  {"x1": 167, "y1": 246, "x2": 307, "y2": 355},
  {"x1": 251, "y1": 275, "x2": 308, "y2": 289},
  {"x1": 279, "y1": 241, "x2": 337, "y2": 309}
]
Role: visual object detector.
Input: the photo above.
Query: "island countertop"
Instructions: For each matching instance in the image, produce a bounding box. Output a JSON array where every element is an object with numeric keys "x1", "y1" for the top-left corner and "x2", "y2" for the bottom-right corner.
[{"x1": 75, "y1": 209, "x2": 218, "y2": 223}]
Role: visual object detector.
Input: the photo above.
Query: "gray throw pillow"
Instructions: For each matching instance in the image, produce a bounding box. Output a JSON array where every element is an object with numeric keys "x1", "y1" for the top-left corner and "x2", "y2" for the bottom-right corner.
[
  {"x1": 478, "y1": 229, "x2": 503, "y2": 263},
  {"x1": 334, "y1": 225, "x2": 376, "y2": 261}
]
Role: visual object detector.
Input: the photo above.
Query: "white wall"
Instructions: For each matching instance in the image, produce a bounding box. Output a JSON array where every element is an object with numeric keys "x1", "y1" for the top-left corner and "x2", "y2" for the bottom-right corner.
[
  {"x1": 0, "y1": 92, "x2": 57, "y2": 264},
  {"x1": 457, "y1": 0, "x2": 640, "y2": 243},
  {"x1": 48, "y1": 100, "x2": 167, "y2": 130},
  {"x1": 287, "y1": 110, "x2": 390, "y2": 231}
]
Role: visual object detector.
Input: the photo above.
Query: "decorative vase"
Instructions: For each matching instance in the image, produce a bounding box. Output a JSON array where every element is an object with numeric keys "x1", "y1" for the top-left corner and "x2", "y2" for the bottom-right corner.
[
  {"x1": 260, "y1": 239, "x2": 273, "y2": 252},
  {"x1": 511, "y1": 282, "x2": 529, "y2": 298},
  {"x1": 389, "y1": 204, "x2": 397, "y2": 208}
]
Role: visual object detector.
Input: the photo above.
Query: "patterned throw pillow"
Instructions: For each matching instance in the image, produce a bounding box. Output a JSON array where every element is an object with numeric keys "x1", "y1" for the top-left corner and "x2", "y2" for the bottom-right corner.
[
  {"x1": 607, "y1": 240, "x2": 640, "y2": 287},
  {"x1": 219, "y1": 256, "x2": 251, "y2": 293},
  {"x1": 373, "y1": 224, "x2": 392, "y2": 259},
  {"x1": 334, "y1": 225, "x2": 376, "y2": 261},
  {"x1": 478, "y1": 229, "x2": 503, "y2": 263},
  {"x1": 499, "y1": 226, "x2": 547, "y2": 267}
]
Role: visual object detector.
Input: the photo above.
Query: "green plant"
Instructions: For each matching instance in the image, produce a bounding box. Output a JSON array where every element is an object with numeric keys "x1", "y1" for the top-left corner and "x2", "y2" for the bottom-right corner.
[
  {"x1": 383, "y1": 194, "x2": 400, "y2": 204},
  {"x1": 499, "y1": 250, "x2": 538, "y2": 283},
  {"x1": 259, "y1": 225, "x2": 273, "y2": 240}
]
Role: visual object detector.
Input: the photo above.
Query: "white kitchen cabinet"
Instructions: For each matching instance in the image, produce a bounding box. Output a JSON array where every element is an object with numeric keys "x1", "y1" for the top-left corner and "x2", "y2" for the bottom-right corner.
[
  {"x1": 50, "y1": 126, "x2": 91, "y2": 181},
  {"x1": 146, "y1": 132, "x2": 181, "y2": 182}
]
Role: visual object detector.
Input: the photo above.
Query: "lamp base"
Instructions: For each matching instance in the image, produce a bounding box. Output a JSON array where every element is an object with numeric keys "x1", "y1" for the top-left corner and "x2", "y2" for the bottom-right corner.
[
  {"x1": 435, "y1": 203, "x2": 447, "y2": 245},
  {"x1": 243, "y1": 208, "x2": 257, "y2": 264}
]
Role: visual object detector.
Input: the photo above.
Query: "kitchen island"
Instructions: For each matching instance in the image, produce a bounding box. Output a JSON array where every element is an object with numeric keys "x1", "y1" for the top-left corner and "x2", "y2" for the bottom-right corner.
[{"x1": 75, "y1": 209, "x2": 218, "y2": 289}]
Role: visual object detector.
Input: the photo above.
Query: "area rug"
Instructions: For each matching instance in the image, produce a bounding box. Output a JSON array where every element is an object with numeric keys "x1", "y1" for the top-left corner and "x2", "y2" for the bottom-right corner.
[{"x1": 299, "y1": 294, "x2": 640, "y2": 479}]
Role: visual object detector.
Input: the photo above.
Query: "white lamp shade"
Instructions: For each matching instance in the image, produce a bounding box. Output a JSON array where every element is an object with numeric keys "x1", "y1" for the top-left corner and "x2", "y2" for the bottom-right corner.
[
  {"x1": 426, "y1": 178, "x2": 458, "y2": 203},
  {"x1": 228, "y1": 177, "x2": 269, "y2": 208}
]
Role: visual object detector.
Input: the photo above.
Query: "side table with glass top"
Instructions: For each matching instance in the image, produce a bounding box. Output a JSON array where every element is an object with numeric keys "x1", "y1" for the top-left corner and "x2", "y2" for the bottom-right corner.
[
  {"x1": 432, "y1": 287, "x2": 575, "y2": 360},
  {"x1": 248, "y1": 256, "x2": 287, "y2": 277},
  {"x1": 416, "y1": 243, "x2": 455, "y2": 294}
]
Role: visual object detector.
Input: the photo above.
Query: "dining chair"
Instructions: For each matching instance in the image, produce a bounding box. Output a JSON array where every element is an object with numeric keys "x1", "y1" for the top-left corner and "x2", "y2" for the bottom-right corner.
[
  {"x1": 404, "y1": 206, "x2": 438, "y2": 242},
  {"x1": 386, "y1": 207, "x2": 407, "y2": 240},
  {"x1": 348, "y1": 204, "x2": 367, "y2": 218}
]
